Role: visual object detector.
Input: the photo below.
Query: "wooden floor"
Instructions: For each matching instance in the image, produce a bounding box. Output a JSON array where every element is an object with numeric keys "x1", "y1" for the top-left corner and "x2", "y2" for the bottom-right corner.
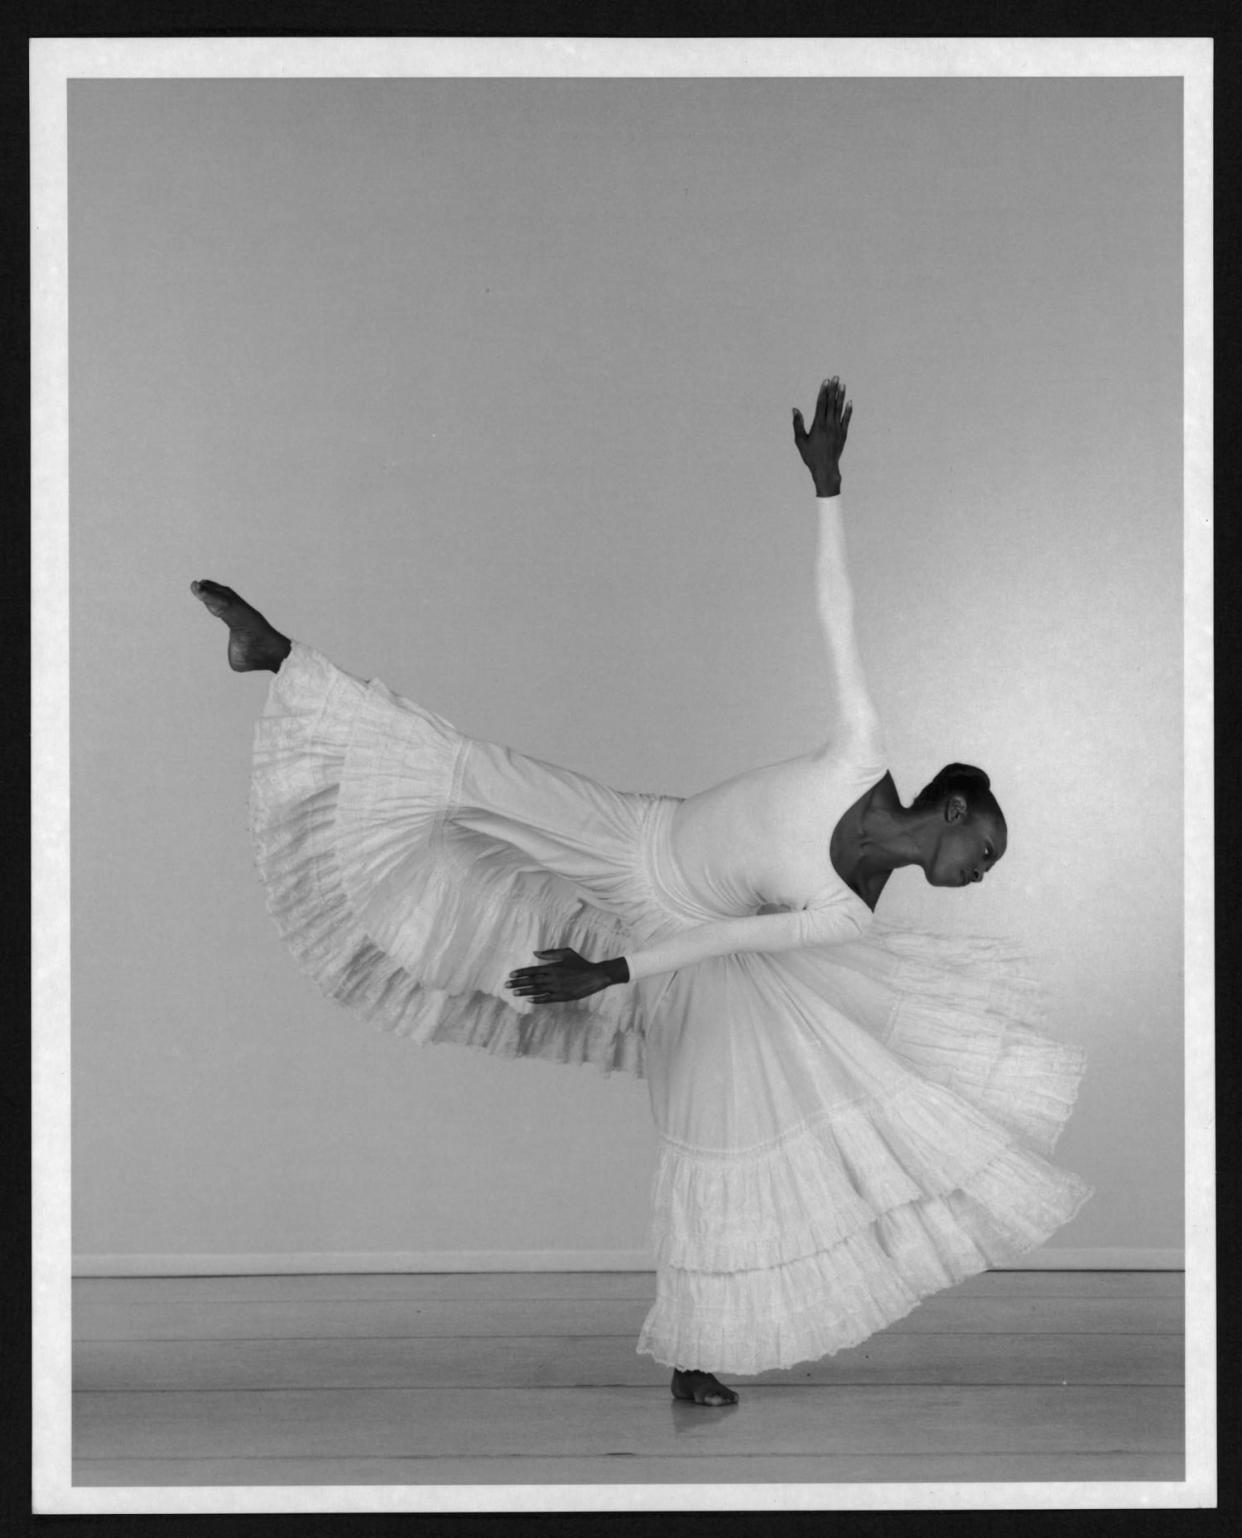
[{"x1": 72, "y1": 1269, "x2": 1184, "y2": 1487}]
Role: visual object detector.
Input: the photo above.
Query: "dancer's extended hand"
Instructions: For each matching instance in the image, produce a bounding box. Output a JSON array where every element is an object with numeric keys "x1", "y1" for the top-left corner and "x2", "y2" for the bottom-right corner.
[
  {"x1": 506, "y1": 949, "x2": 613, "y2": 1004},
  {"x1": 793, "y1": 375, "x2": 852, "y2": 494}
]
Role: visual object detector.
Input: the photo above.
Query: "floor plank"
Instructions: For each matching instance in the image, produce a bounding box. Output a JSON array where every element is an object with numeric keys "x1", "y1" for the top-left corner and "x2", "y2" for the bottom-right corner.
[
  {"x1": 72, "y1": 1270, "x2": 1184, "y2": 1305},
  {"x1": 72, "y1": 1271, "x2": 1187, "y2": 1488},
  {"x1": 73, "y1": 1384, "x2": 1184, "y2": 1462},
  {"x1": 74, "y1": 1330, "x2": 1183, "y2": 1393},
  {"x1": 73, "y1": 1294, "x2": 1184, "y2": 1343},
  {"x1": 71, "y1": 1450, "x2": 1187, "y2": 1486}
]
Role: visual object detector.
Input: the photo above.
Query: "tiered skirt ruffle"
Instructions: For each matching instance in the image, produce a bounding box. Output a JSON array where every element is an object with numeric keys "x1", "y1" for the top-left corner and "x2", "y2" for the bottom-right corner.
[
  {"x1": 638, "y1": 1024, "x2": 1090, "y2": 1372},
  {"x1": 636, "y1": 928, "x2": 1090, "y2": 1372},
  {"x1": 249, "y1": 643, "x2": 656, "y2": 1076},
  {"x1": 248, "y1": 642, "x2": 1091, "y2": 1376}
]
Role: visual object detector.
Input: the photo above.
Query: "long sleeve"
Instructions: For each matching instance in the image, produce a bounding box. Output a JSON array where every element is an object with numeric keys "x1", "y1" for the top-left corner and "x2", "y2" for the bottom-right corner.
[
  {"x1": 813, "y1": 494, "x2": 880, "y2": 744},
  {"x1": 623, "y1": 902, "x2": 867, "y2": 983},
  {"x1": 613, "y1": 493, "x2": 881, "y2": 987}
]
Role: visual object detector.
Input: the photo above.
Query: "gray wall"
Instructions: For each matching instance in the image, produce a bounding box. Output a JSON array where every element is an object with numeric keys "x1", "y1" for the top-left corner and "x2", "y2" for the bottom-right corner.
[{"x1": 69, "y1": 78, "x2": 1183, "y2": 1263}]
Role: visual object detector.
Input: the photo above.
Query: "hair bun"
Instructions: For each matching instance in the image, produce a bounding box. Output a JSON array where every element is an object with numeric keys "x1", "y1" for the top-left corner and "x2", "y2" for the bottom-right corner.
[
  {"x1": 943, "y1": 763, "x2": 991, "y2": 790},
  {"x1": 911, "y1": 761, "x2": 998, "y2": 814}
]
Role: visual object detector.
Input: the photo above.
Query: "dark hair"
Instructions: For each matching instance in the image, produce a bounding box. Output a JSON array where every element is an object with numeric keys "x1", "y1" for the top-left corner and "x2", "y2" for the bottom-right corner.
[{"x1": 912, "y1": 762, "x2": 1004, "y2": 824}]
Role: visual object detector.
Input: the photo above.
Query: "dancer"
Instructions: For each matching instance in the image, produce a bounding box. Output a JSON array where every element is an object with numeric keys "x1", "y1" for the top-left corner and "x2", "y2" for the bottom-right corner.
[{"x1": 193, "y1": 376, "x2": 1089, "y2": 1408}]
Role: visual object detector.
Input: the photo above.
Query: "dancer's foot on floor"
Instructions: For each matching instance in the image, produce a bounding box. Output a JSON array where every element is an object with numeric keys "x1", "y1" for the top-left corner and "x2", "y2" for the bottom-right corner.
[
  {"x1": 190, "y1": 581, "x2": 291, "y2": 672},
  {"x1": 671, "y1": 1369, "x2": 739, "y2": 1407}
]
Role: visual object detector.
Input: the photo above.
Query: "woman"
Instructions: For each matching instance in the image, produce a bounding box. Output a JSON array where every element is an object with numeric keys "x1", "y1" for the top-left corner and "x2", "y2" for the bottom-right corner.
[{"x1": 192, "y1": 376, "x2": 1090, "y2": 1408}]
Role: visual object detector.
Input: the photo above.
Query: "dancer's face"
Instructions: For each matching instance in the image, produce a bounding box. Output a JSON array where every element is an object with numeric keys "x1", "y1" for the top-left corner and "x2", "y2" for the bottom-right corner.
[{"x1": 927, "y1": 803, "x2": 1007, "y2": 887}]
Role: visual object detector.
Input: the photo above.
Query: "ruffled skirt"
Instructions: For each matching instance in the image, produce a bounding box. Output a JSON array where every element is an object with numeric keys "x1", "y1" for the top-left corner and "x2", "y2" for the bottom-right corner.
[{"x1": 250, "y1": 642, "x2": 1092, "y2": 1375}]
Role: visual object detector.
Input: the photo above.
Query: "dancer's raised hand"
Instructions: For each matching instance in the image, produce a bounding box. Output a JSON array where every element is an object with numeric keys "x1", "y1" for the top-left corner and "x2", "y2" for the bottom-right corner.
[
  {"x1": 792, "y1": 375, "x2": 852, "y2": 494},
  {"x1": 506, "y1": 948, "x2": 614, "y2": 1004}
]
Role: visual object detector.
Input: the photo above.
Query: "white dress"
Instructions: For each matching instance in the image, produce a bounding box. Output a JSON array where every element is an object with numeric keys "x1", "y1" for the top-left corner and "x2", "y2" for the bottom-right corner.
[{"x1": 248, "y1": 494, "x2": 1091, "y2": 1374}]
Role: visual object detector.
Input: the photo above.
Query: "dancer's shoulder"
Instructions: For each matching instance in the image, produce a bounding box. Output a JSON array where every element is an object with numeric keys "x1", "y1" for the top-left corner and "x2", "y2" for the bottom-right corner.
[{"x1": 809, "y1": 711, "x2": 886, "y2": 774}]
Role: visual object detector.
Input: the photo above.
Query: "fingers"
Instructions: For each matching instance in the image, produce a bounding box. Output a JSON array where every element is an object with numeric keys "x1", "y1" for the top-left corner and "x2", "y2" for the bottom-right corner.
[
  {"x1": 812, "y1": 377, "x2": 848, "y2": 429},
  {"x1": 791, "y1": 407, "x2": 806, "y2": 446},
  {"x1": 507, "y1": 957, "x2": 568, "y2": 1003},
  {"x1": 509, "y1": 951, "x2": 570, "y2": 980},
  {"x1": 841, "y1": 399, "x2": 852, "y2": 438},
  {"x1": 506, "y1": 964, "x2": 563, "y2": 1004},
  {"x1": 507, "y1": 976, "x2": 558, "y2": 1001}
]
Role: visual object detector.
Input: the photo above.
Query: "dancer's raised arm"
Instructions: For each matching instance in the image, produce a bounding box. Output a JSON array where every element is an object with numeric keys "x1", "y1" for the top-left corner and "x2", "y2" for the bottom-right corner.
[
  {"x1": 793, "y1": 377, "x2": 881, "y2": 749},
  {"x1": 505, "y1": 377, "x2": 884, "y2": 1007}
]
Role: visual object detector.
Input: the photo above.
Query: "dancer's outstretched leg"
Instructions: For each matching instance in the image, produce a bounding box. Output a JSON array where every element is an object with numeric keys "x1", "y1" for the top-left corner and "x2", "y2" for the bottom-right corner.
[
  {"x1": 190, "y1": 581, "x2": 292, "y2": 673},
  {"x1": 671, "y1": 1368, "x2": 739, "y2": 1407}
]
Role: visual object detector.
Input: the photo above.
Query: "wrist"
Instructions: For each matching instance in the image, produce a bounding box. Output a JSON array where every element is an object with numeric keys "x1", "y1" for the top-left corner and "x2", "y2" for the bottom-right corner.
[
  {"x1": 814, "y1": 471, "x2": 842, "y2": 498},
  {"x1": 598, "y1": 957, "x2": 630, "y2": 987}
]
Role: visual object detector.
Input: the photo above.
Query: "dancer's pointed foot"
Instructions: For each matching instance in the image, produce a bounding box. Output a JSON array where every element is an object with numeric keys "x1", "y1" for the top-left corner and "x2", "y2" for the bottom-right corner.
[
  {"x1": 671, "y1": 1368, "x2": 739, "y2": 1407},
  {"x1": 190, "y1": 580, "x2": 291, "y2": 673}
]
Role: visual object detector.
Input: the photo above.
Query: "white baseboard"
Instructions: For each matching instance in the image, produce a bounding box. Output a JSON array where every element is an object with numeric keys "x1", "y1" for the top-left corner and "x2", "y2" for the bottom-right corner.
[
  {"x1": 71, "y1": 1245, "x2": 1184, "y2": 1277},
  {"x1": 997, "y1": 1247, "x2": 1184, "y2": 1271},
  {"x1": 72, "y1": 1249, "x2": 656, "y2": 1277}
]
